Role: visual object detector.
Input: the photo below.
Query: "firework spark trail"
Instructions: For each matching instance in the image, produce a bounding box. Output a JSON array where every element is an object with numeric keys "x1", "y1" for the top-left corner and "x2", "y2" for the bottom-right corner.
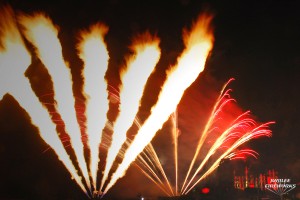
[
  {"x1": 100, "y1": 33, "x2": 161, "y2": 191},
  {"x1": 137, "y1": 154, "x2": 162, "y2": 182},
  {"x1": 106, "y1": 92, "x2": 170, "y2": 185},
  {"x1": 106, "y1": 92, "x2": 167, "y2": 177},
  {"x1": 136, "y1": 155, "x2": 170, "y2": 194},
  {"x1": 106, "y1": 121, "x2": 164, "y2": 177},
  {"x1": 0, "y1": 7, "x2": 87, "y2": 194},
  {"x1": 145, "y1": 141, "x2": 174, "y2": 195},
  {"x1": 103, "y1": 89, "x2": 175, "y2": 196},
  {"x1": 180, "y1": 79, "x2": 234, "y2": 193},
  {"x1": 101, "y1": 116, "x2": 173, "y2": 195},
  {"x1": 19, "y1": 14, "x2": 91, "y2": 191},
  {"x1": 135, "y1": 163, "x2": 172, "y2": 197},
  {"x1": 181, "y1": 111, "x2": 256, "y2": 194},
  {"x1": 171, "y1": 111, "x2": 179, "y2": 195},
  {"x1": 184, "y1": 122, "x2": 274, "y2": 194},
  {"x1": 77, "y1": 24, "x2": 110, "y2": 188},
  {"x1": 106, "y1": 123, "x2": 173, "y2": 196},
  {"x1": 136, "y1": 140, "x2": 174, "y2": 195},
  {"x1": 139, "y1": 146, "x2": 159, "y2": 170},
  {"x1": 103, "y1": 14, "x2": 214, "y2": 194},
  {"x1": 225, "y1": 149, "x2": 259, "y2": 160},
  {"x1": 180, "y1": 98, "x2": 245, "y2": 193}
]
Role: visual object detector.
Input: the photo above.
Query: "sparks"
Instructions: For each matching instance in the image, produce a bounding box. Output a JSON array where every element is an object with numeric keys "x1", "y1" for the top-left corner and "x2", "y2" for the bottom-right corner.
[
  {"x1": 183, "y1": 122, "x2": 273, "y2": 194},
  {"x1": 225, "y1": 149, "x2": 259, "y2": 160},
  {"x1": 135, "y1": 79, "x2": 274, "y2": 197},
  {"x1": 181, "y1": 90, "x2": 273, "y2": 194},
  {"x1": 180, "y1": 78, "x2": 235, "y2": 193}
]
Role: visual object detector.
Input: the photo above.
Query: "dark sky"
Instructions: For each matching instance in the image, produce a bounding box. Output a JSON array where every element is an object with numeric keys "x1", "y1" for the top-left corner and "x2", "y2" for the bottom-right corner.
[{"x1": 0, "y1": 0, "x2": 300, "y2": 199}]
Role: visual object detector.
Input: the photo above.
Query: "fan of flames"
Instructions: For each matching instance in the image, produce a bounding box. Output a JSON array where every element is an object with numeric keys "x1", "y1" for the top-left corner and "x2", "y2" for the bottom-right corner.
[{"x1": 0, "y1": 6, "x2": 274, "y2": 198}]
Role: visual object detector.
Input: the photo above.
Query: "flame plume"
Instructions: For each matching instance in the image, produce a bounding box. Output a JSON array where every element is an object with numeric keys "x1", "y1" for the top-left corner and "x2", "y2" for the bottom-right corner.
[
  {"x1": 104, "y1": 14, "x2": 214, "y2": 193},
  {"x1": 100, "y1": 33, "x2": 161, "y2": 191},
  {"x1": 77, "y1": 24, "x2": 110, "y2": 188},
  {"x1": 0, "y1": 7, "x2": 87, "y2": 194},
  {"x1": 19, "y1": 14, "x2": 91, "y2": 191}
]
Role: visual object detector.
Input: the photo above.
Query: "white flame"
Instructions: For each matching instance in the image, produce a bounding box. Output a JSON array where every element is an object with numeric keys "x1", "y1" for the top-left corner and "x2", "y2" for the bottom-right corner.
[
  {"x1": 100, "y1": 33, "x2": 161, "y2": 191},
  {"x1": 77, "y1": 23, "x2": 110, "y2": 188},
  {"x1": 19, "y1": 14, "x2": 91, "y2": 190},
  {"x1": 104, "y1": 14, "x2": 214, "y2": 193},
  {"x1": 0, "y1": 7, "x2": 87, "y2": 194}
]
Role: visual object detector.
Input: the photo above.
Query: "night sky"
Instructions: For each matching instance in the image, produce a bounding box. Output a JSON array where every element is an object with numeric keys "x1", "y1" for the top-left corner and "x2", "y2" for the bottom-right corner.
[{"x1": 0, "y1": 0, "x2": 300, "y2": 199}]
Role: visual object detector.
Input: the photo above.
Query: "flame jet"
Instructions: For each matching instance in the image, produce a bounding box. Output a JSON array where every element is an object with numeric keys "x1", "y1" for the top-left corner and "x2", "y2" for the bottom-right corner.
[
  {"x1": 77, "y1": 24, "x2": 110, "y2": 188},
  {"x1": 105, "y1": 90, "x2": 174, "y2": 195},
  {"x1": 19, "y1": 14, "x2": 91, "y2": 191},
  {"x1": 100, "y1": 32, "x2": 161, "y2": 192},
  {"x1": 0, "y1": 7, "x2": 87, "y2": 194},
  {"x1": 103, "y1": 14, "x2": 214, "y2": 194}
]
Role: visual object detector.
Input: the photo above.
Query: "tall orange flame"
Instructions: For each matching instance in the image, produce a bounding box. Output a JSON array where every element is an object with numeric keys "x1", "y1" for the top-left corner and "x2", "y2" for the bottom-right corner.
[
  {"x1": 77, "y1": 23, "x2": 110, "y2": 188},
  {"x1": 100, "y1": 32, "x2": 161, "y2": 191},
  {"x1": 19, "y1": 14, "x2": 91, "y2": 191},
  {"x1": 104, "y1": 14, "x2": 214, "y2": 193},
  {"x1": 0, "y1": 6, "x2": 87, "y2": 194}
]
